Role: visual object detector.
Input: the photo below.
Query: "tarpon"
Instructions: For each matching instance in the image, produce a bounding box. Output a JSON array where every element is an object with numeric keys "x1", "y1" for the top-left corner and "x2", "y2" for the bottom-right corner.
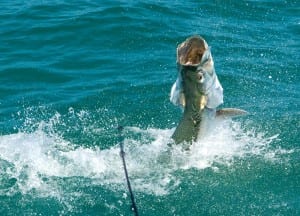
[{"x1": 170, "y1": 35, "x2": 247, "y2": 144}]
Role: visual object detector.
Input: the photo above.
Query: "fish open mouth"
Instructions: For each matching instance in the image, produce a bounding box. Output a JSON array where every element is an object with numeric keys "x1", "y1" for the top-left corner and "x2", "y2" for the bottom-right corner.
[
  {"x1": 177, "y1": 36, "x2": 209, "y2": 84},
  {"x1": 177, "y1": 35, "x2": 208, "y2": 66}
]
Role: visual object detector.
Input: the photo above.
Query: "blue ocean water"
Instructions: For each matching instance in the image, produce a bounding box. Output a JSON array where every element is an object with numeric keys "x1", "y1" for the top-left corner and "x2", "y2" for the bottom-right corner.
[{"x1": 0, "y1": 0, "x2": 299, "y2": 215}]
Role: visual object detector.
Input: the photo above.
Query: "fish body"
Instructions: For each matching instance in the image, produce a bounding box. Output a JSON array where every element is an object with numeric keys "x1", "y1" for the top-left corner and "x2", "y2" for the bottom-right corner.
[{"x1": 170, "y1": 35, "x2": 247, "y2": 144}]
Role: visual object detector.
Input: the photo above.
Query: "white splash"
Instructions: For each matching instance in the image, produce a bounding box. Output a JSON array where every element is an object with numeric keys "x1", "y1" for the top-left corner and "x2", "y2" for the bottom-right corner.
[{"x1": 0, "y1": 117, "x2": 287, "y2": 199}]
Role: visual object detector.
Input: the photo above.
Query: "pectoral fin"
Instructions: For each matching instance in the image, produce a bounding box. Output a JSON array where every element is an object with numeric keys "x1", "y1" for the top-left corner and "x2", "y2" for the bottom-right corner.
[
  {"x1": 179, "y1": 93, "x2": 186, "y2": 107},
  {"x1": 200, "y1": 95, "x2": 207, "y2": 110},
  {"x1": 216, "y1": 108, "x2": 248, "y2": 119}
]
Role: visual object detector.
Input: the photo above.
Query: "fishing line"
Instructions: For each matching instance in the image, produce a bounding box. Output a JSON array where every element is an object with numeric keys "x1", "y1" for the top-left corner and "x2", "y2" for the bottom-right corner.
[{"x1": 118, "y1": 125, "x2": 139, "y2": 216}]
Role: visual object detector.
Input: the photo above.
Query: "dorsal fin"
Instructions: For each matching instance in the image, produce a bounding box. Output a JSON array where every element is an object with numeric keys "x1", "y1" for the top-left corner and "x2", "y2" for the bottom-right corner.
[{"x1": 216, "y1": 108, "x2": 248, "y2": 118}]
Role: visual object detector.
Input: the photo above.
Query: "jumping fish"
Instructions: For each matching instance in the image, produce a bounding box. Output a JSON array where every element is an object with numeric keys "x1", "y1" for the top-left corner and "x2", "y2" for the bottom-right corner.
[{"x1": 170, "y1": 35, "x2": 247, "y2": 144}]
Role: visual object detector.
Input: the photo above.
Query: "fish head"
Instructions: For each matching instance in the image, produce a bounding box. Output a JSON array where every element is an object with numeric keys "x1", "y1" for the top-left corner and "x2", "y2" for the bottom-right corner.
[{"x1": 177, "y1": 36, "x2": 216, "y2": 97}]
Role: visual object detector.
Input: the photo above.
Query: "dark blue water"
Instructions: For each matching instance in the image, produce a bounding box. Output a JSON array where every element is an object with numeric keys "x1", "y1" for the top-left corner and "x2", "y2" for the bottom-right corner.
[{"x1": 0, "y1": 1, "x2": 299, "y2": 215}]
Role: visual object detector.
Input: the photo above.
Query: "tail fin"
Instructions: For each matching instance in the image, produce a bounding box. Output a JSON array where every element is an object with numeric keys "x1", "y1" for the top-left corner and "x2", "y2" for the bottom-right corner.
[{"x1": 216, "y1": 108, "x2": 248, "y2": 119}]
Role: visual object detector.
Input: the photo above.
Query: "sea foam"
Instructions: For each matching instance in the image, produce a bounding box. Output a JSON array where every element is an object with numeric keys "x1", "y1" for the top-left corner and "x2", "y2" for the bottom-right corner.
[{"x1": 0, "y1": 114, "x2": 286, "y2": 199}]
